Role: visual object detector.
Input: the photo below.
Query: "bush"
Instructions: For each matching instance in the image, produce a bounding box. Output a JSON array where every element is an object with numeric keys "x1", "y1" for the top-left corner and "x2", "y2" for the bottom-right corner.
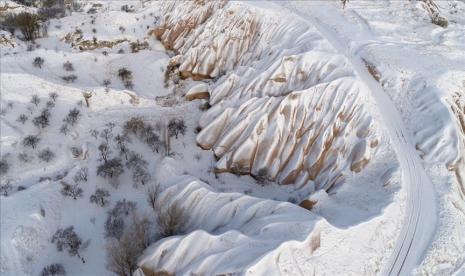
[
  {"x1": 63, "y1": 61, "x2": 74, "y2": 71},
  {"x1": 0, "y1": 158, "x2": 9, "y2": 174},
  {"x1": 63, "y1": 108, "x2": 80, "y2": 126},
  {"x1": 254, "y1": 168, "x2": 269, "y2": 185},
  {"x1": 32, "y1": 108, "x2": 51, "y2": 129},
  {"x1": 97, "y1": 158, "x2": 124, "y2": 179},
  {"x1": 73, "y1": 167, "x2": 88, "y2": 183},
  {"x1": 0, "y1": 182, "x2": 13, "y2": 196},
  {"x1": 33, "y1": 57, "x2": 44, "y2": 68},
  {"x1": 31, "y1": 94, "x2": 41, "y2": 106},
  {"x1": 51, "y1": 226, "x2": 86, "y2": 262},
  {"x1": 61, "y1": 74, "x2": 77, "y2": 83},
  {"x1": 38, "y1": 148, "x2": 55, "y2": 162},
  {"x1": 168, "y1": 118, "x2": 186, "y2": 139},
  {"x1": 89, "y1": 188, "x2": 110, "y2": 207},
  {"x1": 40, "y1": 263, "x2": 66, "y2": 276},
  {"x1": 157, "y1": 201, "x2": 188, "y2": 238},
  {"x1": 49, "y1": 92, "x2": 58, "y2": 101},
  {"x1": 60, "y1": 181, "x2": 83, "y2": 200},
  {"x1": 23, "y1": 135, "x2": 40, "y2": 149}
]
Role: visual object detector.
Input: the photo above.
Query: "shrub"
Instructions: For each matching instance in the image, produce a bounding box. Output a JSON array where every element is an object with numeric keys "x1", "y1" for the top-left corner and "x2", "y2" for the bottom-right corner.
[
  {"x1": 17, "y1": 114, "x2": 28, "y2": 124},
  {"x1": 0, "y1": 158, "x2": 9, "y2": 174},
  {"x1": 73, "y1": 167, "x2": 88, "y2": 183},
  {"x1": 103, "y1": 79, "x2": 111, "y2": 87},
  {"x1": 33, "y1": 57, "x2": 44, "y2": 68},
  {"x1": 46, "y1": 100, "x2": 55, "y2": 109},
  {"x1": 89, "y1": 188, "x2": 110, "y2": 207},
  {"x1": 60, "y1": 124, "x2": 70, "y2": 135},
  {"x1": 97, "y1": 158, "x2": 124, "y2": 179},
  {"x1": 31, "y1": 94, "x2": 41, "y2": 106},
  {"x1": 49, "y1": 92, "x2": 58, "y2": 101},
  {"x1": 63, "y1": 61, "x2": 74, "y2": 71},
  {"x1": 38, "y1": 148, "x2": 55, "y2": 162},
  {"x1": 61, "y1": 74, "x2": 77, "y2": 83},
  {"x1": 40, "y1": 263, "x2": 65, "y2": 276},
  {"x1": 117, "y1": 68, "x2": 132, "y2": 87},
  {"x1": 0, "y1": 182, "x2": 13, "y2": 196},
  {"x1": 51, "y1": 226, "x2": 86, "y2": 262},
  {"x1": 60, "y1": 181, "x2": 83, "y2": 200},
  {"x1": 23, "y1": 135, "x2": 40, "y2": 149},
  {"x1": 168, "y1": 118, "x2": 186, "y2": 139},
  {"x1": 63, "y1": 108, "x2": 80, "y2": 126},
  {"x1": 70, "y1": 147, "x2": 83, "y2": 158},
  {"x1": 157, "y1": 201, "x2": 188, "y2": 238},
  {"x1": 254, "y1": 168, "x2": 269, "y2": 185},
  {"x1": 32, "y1": 108, "x2": 51, "y2": 129}
]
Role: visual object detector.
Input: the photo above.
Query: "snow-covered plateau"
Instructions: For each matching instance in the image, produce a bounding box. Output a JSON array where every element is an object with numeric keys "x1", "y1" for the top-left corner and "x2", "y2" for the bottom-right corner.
[{"x1": 0, "y1": 0, "x2": 464, "y2": 275}]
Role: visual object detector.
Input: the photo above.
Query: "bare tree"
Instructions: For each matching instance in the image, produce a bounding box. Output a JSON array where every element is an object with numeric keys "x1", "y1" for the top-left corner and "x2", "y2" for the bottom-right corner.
[
  {"x1": 97, "y1": 158, "x2": 124, "y2": 179},
  {"x1": 63, "y1": 61, "x2": 74, "y2": 71},
  {"x1": 168, "y1": 118, "x2": 186, "y2": 139},
  {"x1": 98, "y1": 143, "x2": 111, "y2": 162},
  {"x1": 114, "y1": 134, "x2": 129, "y2": 160},
  {"x1": 60, "y1": 181, "x2": 83, "y2": 200},
  {"x1": 49, "y1": 92, "x2": 58, "y2": 102},
  {"x1": 0, "y1": 182, "x2": 13, "y2": 196},
  {"x1": 51, "y1": 226, "x2": 86, "y2": 263},
  {"x1": 63, "y1": 108, "x2": 80, "y2": 126},
  {"x1": 146, "y1": 185, "x2": 161, "y2": 211},
  {"x1": 89, "y1": 188, "x2": 110, "y2": 207},
  {"x1": 33, "y1": 57, "x2": 44, "y2": 68}
]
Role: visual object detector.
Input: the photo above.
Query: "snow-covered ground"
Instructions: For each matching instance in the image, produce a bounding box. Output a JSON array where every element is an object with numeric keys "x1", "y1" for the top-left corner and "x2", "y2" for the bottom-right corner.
[{"x1": 1, "y1": 0, "x2": 464, "y2": 275}]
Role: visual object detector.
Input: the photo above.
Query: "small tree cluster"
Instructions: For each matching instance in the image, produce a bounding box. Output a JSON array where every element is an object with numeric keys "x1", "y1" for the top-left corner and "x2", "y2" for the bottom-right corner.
[
  {"x1": 51, "y1": 226, "x2": 86, "y2": 263},
  {"x1": 123, "y1": 117, "x2": 162, "y2": 153},
  {"x1": 60, "y1": 181, "x2": 83, "y2": 200},
  {"x1": 2, "y1": 12, "x2": 42, "y2": 41},
  {"x1": 40, "y1": 263, "x2": 65, "y2": 276},
  {"x1": 168, "y1": 118, "x2": 186, "y2": 139},
  {"x1": 23, "y1": 135, "x2": 40, "y2": 149},
  {"x1": 106, "y1": 213, "x2": 150, "y2": 276},
  {"x1": 104, "y1": 199, "x2": 136, "y2": 240},
  {"x1": 89, "y1": 188, "x2": 110, "y2": 207}
]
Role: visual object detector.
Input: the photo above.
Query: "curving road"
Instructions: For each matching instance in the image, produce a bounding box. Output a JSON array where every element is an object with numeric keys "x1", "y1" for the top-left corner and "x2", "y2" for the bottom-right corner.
[{"x1": 279, "y1": 3, "x2": 438, "y2": 275}]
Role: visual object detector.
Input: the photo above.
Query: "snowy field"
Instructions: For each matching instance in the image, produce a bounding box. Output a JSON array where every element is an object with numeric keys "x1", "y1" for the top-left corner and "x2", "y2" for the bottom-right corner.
[{"x1": 1, "y1": 0, "x2": 464, "y2": 275}]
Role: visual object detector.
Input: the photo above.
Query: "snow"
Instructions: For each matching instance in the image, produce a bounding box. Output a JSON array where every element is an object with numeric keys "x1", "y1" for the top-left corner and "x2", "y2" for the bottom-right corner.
[{"x1": 1, "y1": 0, "x2": 464, "y2": 275}]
